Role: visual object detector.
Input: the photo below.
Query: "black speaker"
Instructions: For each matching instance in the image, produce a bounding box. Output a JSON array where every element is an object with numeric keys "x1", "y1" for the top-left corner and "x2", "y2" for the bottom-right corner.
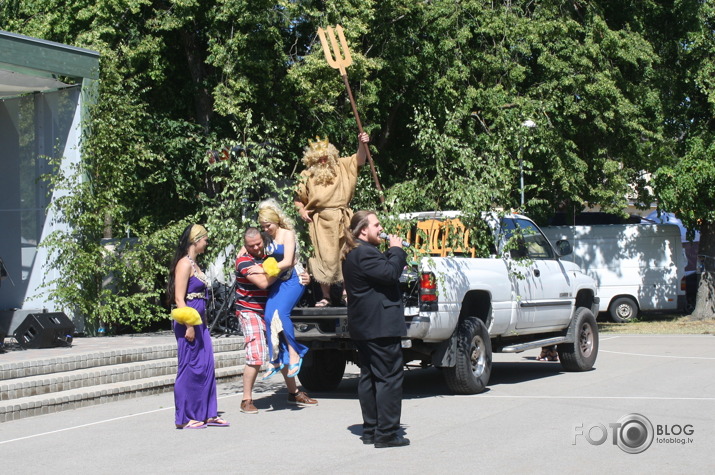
[{"x1": 13, "y1": 312, "x2": 75, "y2": 349}]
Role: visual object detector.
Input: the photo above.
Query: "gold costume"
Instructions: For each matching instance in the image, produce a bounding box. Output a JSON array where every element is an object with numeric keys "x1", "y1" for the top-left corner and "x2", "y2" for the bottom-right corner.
[{"x1": 296, "y1": 154, "x2": 358, "y2": 285}]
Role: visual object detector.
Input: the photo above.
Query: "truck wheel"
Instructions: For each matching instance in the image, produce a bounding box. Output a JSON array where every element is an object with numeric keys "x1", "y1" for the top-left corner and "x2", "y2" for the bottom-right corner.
[
  {"x1": 558, "y1": 307, "x2": 598, "y2": 371},
  {"x1": 609, "y1": 296, "x2": 638, "y2": 323},
  {"x1": 297, "y1": 349, "x2": 346, "y2": 391},
  {"x1": 444, "y1": 317, "x2": 492, "y2": 395}
]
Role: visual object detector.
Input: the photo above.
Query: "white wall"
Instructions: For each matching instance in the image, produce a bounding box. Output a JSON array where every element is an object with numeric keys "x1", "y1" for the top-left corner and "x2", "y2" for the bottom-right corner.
[{"x1": 0, "y1": 87, "x2": 83, "y2": 335}]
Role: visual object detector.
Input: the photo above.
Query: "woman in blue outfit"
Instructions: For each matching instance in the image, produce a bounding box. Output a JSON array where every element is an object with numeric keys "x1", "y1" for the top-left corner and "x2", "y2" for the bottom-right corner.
[{"x1": 258, "y1": 199, "x2": 309, "y2": 378}]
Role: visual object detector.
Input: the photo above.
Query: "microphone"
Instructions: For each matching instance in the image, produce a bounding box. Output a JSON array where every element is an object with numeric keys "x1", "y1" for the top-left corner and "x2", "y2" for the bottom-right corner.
[{"x1": 379, "y1": 233, "x2": 410, "y2": 248}]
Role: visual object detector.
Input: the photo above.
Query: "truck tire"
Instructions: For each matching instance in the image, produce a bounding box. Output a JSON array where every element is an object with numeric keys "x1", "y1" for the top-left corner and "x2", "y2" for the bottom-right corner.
[
  {"x1": 609, "y1": 297, "x2": 638, "y2": 323},
  {"x1": 444, "y1": 317, "x2": 492, "y2": 395},
  {"x1": 297, "y1": 349, "x2": 346, "y2": 391},
  {"x1": 558, "y1": 307, "x2": 598, "y2": 371}
]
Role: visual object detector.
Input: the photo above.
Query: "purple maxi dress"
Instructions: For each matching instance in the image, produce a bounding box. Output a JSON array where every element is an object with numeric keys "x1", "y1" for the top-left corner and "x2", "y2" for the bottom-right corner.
[{"x1": 173, "y1": 273, "x2": 218, "y2": 425}]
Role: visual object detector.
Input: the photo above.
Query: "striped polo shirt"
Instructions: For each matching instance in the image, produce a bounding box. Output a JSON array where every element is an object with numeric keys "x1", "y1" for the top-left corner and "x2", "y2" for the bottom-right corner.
[{"x1": 235, "y1": 253, "x2": 268, "y2": 315}]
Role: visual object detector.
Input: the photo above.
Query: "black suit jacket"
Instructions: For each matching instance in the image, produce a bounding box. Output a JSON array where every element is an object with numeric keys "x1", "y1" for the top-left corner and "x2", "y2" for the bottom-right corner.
[{"x1": 342, "y1": 239, "x2": 407, "y2": 340}]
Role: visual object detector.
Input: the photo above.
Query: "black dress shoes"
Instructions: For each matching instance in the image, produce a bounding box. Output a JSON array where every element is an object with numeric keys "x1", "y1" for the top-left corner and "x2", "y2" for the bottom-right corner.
[
  {"x1": 374, "y1": 436, "x2": 410, "y2": 448},
  {"x1": 360, "y1": 434, "x2": 375, "y2": 445}
]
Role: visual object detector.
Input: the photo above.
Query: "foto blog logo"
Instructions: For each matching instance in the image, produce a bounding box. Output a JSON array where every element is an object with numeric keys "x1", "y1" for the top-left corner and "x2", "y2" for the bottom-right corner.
[
  {"x1": 574, "y1": 413, "x2": 654, "y2": 454},
  {"x1": 574, "y1": 413, "x2": 695, "y2": 454}
]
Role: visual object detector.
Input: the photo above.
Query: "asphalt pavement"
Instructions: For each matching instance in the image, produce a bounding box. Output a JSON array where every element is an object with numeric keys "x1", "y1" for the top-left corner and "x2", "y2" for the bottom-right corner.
[{"x1": 1, "y1": 334, "x2": 713, "y2": 474}]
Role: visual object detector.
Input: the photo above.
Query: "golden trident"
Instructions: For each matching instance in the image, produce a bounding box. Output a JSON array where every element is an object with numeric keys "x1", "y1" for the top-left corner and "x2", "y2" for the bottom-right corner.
[{"x1": 317, "y1": 24, "x2": 385, "y2": 206}]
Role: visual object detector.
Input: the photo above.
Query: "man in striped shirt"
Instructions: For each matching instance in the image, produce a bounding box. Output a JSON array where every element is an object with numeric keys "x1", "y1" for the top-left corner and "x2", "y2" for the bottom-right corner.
[{"x1": 235, "y1": 227, "x2": 317, "y2": 413}]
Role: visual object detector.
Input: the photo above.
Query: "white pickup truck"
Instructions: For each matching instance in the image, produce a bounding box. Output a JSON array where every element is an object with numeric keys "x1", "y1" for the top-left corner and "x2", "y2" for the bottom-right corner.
[{"x1": 292, "y1": 211, "x2": 600, "y2": 394}]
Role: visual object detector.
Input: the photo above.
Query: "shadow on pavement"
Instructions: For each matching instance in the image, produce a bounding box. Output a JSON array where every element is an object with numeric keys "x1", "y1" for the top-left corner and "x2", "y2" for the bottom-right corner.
[{"x1": 303, "y1": 358, "x2": 567, "y2": 402}]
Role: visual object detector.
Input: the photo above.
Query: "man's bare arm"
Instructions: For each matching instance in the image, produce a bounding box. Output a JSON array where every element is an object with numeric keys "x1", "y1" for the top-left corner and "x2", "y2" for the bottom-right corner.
[
  {"x1": 356, "y1": 132, "x2": 369, "y2": 167},
  {"x1": 244, "y1": 268, "x2": 278, "y2": 290}
]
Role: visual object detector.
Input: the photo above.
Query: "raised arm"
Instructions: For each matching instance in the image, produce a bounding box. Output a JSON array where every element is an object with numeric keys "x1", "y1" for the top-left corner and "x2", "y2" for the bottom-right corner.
[{"x1": 356, "y1": 132, "x2": 369, "y2": 167}]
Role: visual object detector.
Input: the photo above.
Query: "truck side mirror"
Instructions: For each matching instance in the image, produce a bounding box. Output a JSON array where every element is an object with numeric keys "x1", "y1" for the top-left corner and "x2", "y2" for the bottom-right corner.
[{"x1": 555, "y1": 239, "x2": 572, "y2": 257}]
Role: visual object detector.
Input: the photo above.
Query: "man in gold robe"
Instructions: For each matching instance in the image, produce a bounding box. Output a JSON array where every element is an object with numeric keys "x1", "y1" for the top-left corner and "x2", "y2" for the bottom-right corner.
[{"x1": 295, "y1": 133, "x2": 369, "y2": 306}]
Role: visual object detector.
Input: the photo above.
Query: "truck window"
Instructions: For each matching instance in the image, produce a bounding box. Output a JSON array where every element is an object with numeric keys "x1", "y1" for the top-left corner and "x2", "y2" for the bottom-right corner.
[
  {"x1": 514, "y1": 218, "x2": 555, "y2": 259},
  {"x1": 500, "y1": 217, "x2": 555, "y2": 260}
]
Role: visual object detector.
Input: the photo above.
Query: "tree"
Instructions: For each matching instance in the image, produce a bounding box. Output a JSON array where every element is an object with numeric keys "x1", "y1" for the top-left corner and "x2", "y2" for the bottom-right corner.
[
  {"x1": 0, "y1": 0, "x2": 683, "y2": 329},
  {"x1": 652, "y1": 0, "x2": 715, "y2": 319}
]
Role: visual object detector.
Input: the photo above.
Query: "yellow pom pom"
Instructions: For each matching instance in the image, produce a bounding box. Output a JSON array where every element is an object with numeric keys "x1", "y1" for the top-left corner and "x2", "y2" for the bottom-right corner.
[
  {"x1": 263, "y1": 257, "x2": 281, "y2": 277},
  {"x1": 171, "y1": 306, "x2": 202, "y2": 326}
]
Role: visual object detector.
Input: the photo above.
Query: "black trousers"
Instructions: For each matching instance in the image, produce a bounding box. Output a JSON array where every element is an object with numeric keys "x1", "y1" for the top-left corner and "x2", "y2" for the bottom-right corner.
[{"x1": 354, "y1": 337, "x2": 404, "y2": 441}]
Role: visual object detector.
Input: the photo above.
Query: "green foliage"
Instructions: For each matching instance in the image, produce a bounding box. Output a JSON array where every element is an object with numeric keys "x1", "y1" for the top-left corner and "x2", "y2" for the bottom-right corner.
[
  {"x1": 5, "y1": 0, "x2": 715, "y2": 327},
  {"x1": 652, "y1": 0, "x2": 715, "y2": 232},
  {"x1": 655, "y1": 136, "x2": 715, "y2": 230}
]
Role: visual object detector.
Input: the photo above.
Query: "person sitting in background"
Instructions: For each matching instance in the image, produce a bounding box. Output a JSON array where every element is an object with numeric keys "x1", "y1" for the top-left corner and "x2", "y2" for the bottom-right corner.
[{"x1": 537, "y1": 346, "x2": 558, "y2": 361}]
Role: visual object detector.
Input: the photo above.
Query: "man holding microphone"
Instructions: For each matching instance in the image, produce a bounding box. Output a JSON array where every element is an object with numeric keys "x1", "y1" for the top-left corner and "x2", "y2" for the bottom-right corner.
[{"x1": 340, "y1": 210, "x2": 409, "y2": 448}]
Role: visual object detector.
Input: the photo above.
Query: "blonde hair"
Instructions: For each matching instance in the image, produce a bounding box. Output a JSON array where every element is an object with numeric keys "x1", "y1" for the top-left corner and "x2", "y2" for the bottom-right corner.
[
  {"x1": 340, "y1": 210, "x2": 376, "y2": 260},
  {"x1": 258, "y1": 198, "x2": 294, "y2": 231}
]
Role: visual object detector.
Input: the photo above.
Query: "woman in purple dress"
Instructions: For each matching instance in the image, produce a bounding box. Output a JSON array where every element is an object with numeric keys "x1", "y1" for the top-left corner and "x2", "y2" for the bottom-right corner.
[{"x1": 166, "y1": 224, "x2": 229, "y2": 429}]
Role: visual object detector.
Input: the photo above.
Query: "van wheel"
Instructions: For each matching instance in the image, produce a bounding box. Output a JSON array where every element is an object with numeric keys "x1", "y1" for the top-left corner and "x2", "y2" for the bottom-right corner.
[
  {"x1": 609, "y1": 297, "x2": 638, "y2": 323},
  {"x1": 444, "y1": 317, "x2": 492, "y2": 394},
  {"x1": 558, "y1": 307, "x2": 598, "y2": 371},
  {"x1": 297, "y1": 349, "x2": 346, "y2": 391}
]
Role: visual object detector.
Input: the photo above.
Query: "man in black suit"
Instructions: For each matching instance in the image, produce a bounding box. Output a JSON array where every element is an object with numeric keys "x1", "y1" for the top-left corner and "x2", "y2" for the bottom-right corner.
[{"x1": 341, "y1": 210, "x2": 409, "y2": 448}]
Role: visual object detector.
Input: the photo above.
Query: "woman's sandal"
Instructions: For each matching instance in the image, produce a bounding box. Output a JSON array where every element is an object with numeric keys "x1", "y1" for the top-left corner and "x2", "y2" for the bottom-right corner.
[
  {"x1": 262, "y1": 363, "x2": 284, "y2": 380},
  {"x1": 287, "y1": 357, "x2": 303, "y2": 378},
  {"x1": 206, "y1": 417, "x2": 230, "y2": 427},
  {"x1": 177, "y1": 420, "x2": 206, "y2": 430},
  {"x1": 315, "y1": 298, "x2": 330, "y2": 308}
]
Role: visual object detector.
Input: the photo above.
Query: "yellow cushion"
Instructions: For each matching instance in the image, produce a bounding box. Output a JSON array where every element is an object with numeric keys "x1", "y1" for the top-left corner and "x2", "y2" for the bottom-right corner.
[
  {"x1": 171, "y1": 306, "x2": 202, "y2": 326},
  {"x1": 263, "y1": 257, "x2": 281, "y2": 277}
]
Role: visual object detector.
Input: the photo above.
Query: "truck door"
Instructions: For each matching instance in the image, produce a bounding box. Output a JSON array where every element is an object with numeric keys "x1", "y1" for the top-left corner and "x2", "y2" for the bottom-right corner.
[
  {"x1": 505, "y1": 218, "x2": 574, "y2": 329},
  {"x1": 500, "y1": 218, "x2": 539, "y2": 329}
]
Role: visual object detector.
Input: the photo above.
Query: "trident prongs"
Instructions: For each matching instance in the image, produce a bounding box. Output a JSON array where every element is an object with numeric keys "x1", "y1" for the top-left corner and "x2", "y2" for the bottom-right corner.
[
  {"x1": 316, "y1": 23, "x2": 386, "y2": 207},
  {"x1": 317, "y1": 25, "x2": 352, "y2": 76}
]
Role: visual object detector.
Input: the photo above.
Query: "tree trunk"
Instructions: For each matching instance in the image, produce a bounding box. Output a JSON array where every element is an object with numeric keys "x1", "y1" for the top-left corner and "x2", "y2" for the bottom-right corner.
[
  {"x1": 179, "y1": 26, "x2": 213, "y2": 135},
  {"x1": 103, "y1": 212, "x2": 112, "y2": 239},
  {"x1": 689, "y1": 221, "x2": 715, "y2": 320}
]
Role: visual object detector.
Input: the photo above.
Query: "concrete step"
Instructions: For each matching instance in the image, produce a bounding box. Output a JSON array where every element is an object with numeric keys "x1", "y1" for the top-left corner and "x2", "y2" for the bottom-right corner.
[
  {"x1": 0, "y1": 335, "x2": 247, "y2": 423},
  {"x1": 0, "y1": 364, "x2": 244, "y2": 422},
  {"x1": 0, "y1": 350, "x2": 245, "y2": 400},
  {"x1": 0, "y1": 337, "x2": 243, "y2": 380}
]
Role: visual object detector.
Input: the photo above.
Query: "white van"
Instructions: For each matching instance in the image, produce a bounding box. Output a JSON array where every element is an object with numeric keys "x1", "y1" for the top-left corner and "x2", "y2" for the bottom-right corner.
[{"x1": 542, "y1": 224, "x2": 686, "y2": 322}]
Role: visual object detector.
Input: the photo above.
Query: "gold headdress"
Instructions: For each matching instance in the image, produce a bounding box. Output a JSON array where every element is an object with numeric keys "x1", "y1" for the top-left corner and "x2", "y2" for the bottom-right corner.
[
  {"x1": 189, "y1": 224, "x2": 208, "y2": 243},
  {"x1": 308, "y1": 136, "x2": 330, "y2": 155},
  {"x1": 302, "y1": 136, "x2": 340, "y2": 171}
]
